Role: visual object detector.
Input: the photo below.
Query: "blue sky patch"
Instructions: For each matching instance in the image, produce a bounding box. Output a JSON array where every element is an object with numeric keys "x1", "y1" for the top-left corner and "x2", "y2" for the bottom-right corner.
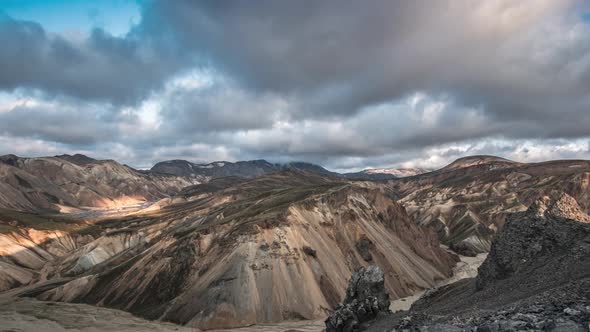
[{"x1": 0, "y1": 0, "x2": 140, "y2": 36}]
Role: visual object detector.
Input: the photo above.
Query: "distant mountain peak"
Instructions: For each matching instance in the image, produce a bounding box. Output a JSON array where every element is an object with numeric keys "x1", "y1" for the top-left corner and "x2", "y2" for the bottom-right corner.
[
  {"x1": 0, "y1": 154, "x2": 19, "y2": 166},
  {"x1": 54, "y1": 153, "x2": 97, "y2": 166},
  {"x1": 151, "y1": 158, "x2": 336, "y2": 180},
  {"x1": 363, "y1": 167, "x2": 431, "y2": 177},
  {"x1": 343, "y1": 167, "x2": 430, "y2": 180},
  {"x1": 442, "y1": 155, "x2": 517, "y2": 171}
]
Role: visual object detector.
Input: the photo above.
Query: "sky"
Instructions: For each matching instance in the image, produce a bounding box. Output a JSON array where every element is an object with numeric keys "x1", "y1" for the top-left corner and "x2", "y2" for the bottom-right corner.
[{"x1": 0, "y1": 1, "x2": 590, "y2": 172}]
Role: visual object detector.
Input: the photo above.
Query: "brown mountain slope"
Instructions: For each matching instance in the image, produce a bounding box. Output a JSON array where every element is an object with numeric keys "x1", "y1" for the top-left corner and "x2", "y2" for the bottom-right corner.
[
  {"x1": 7, "y1": 171, "x2": 457, "y2": 330},
  {"x1": 439, "y1": 155, "x2": 519, "y2": 171},
  {"x1": 0, "y1": 208, "x2": 100, "y2": 292},
  {"x1": 386, "y1": 157, "x2": 590, "y2": 255},
  {"x1": 0, "y1": 154, "x2": 197, "y2": 212}
]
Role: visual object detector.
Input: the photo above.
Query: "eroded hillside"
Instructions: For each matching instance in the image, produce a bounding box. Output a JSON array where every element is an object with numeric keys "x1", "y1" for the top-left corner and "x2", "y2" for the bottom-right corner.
[
  {"x1": 0, "y1": 154, "x2": 197, "y2": 212},
  {"x1": 2, "y1": 171, "x2": 457, "y2": 330},
  {"x1": 387, "y1": 157, "x2": 590, "y2": 255}
]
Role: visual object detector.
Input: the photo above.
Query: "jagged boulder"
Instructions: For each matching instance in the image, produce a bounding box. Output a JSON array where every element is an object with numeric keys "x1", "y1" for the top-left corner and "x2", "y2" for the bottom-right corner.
[{"x1": 325, "y1": 266, "x2": 390, "y2": 332}]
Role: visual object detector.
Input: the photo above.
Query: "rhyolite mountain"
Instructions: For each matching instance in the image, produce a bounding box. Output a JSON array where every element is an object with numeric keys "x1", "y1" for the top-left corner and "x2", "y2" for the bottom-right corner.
[
  {"x1": 0, "y1": 154, "x2": 417, "y2": 213},
  {"x1": 386, "y1": 156, "x2": 590, "y2": 256},
  {"x1": 1, "y1": 171, "x2": 457, "y2": 330},
  {"x1": 0, "y1": 154, "x2": 197, "y2": 212},
  {"x1": 1, "y1": 153, "x2": 590, "y2": 331}
]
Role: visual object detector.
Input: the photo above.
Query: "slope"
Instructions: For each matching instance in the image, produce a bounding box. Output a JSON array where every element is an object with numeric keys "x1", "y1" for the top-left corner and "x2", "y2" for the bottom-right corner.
[
  {"x1": 387, "y1": 156, "x2": 590, "y2": 254},
  {"x1": 0, "y1": 154, "x2": 197, "y2": 212},
  {"x1": 8, "y1": 171, "x2": 457, "y2": 330}
]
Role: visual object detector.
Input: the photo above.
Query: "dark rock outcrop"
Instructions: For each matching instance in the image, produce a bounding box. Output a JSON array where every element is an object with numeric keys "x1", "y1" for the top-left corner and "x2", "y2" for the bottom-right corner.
[
  {"x1": 302, "y1": 245, "x2": 317, "y2": 258},
  {"x1": 355, "y1": 237, "x2": 374, "y2": 262},
  {"x1": 326, "y1": 266, "x2": 390, "y2": 332},
  {"x1": 448, "y1": 241, "x2": 478, "y2": 257},
  {"x1": 365, "y1": 194, "x2": 590, "y2": 332},
  {"x1": 477, "y1": 195, "x2": 590, "y2": 290}
]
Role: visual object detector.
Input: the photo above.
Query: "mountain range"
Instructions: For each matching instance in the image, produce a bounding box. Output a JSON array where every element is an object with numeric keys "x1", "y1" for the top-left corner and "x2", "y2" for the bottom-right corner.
[
  {"x1": 0, "y1": 154, "x2": 430, "y2": 213},
  {"x1": 151, "y1": 158, "x2": 429, "y2": 181},
  {"x1": 0, "y1": 153, "x2": 589, "y2": 330},
  {"x1": 0, "y1": 154, "x2": 197, "y2": 212}
]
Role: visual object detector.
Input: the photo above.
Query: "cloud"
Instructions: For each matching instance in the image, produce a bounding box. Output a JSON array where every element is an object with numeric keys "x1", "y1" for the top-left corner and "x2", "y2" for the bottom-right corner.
[
  {"x1": 0, "y1": 15, "x2": 187, "y2": 104},
  {"x1": 1, "y1": 1, "x2": 590, "y2": 171},
  {"x1": 158, "y1": 78, "x2": 289, "y2": 136},
  {"x1": 136, "y1": 0, "x2": 589, "y2": 120},
  {"x1": 0, "y1": 97, "x2": 115, "y2": 145}
]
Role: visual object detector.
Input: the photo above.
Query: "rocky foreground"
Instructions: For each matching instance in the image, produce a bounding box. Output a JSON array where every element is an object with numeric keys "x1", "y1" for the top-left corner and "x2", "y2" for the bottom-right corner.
[{"x1": 331, "y1": 194, "x2": 590, "y2": 331}]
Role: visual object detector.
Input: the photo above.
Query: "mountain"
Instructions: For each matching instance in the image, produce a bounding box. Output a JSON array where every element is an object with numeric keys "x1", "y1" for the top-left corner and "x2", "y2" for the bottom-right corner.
[
  {"x1": 365, "y1": 194, "x2": 590, "y2": 331},
  {"x1": 2, "y1": 153, "x2": 590, "y2": 331},
  {"x1": 151, "y1": 159, "x2": 338, "y2": 181},
  {"x1": 343, "y1": 168, "x2": 430, "y2": 180},
  {"x1": 366, "y1": 167, "x2": 430, "y2": 177},
  {"x1": 151, "y1": 159, "x2": 278, "y2": 179},
  {"x1": 386, "y1": 156, "x2": 590, "y2": 255},
  {"x1": 439, "y1": 155, "x2": 519, "y2": 171},
  {"x1": 2, "y1": 171, "x2": 457, "y2": 330},
  {"x1": 152, "y1": 158, "x2": 432, "y2": 182},
  {"x1": 0, "y1": 154, "x2": 197, "y2": 212},
  {"x1": 53, "y1": 153, "x2": 99, "y2": 166}
]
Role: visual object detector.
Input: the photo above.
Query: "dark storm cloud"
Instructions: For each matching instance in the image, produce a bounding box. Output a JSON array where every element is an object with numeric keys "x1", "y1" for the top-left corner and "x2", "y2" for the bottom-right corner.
[
  {"x1": 137, "y1": 0, "x2": 590, "y2": 123},
  {"x1": 0, "y1": 101, "x2": 121, "y2": 145},
  {"x1": 158, "y1": 82, "x2": 286, "y2": 135},
  {"x1": 1, "y1": 1, "x2": 590, "y2": 170},
  {"x1": 0, "y1": 15, "x2": 186, "y2": 104}
]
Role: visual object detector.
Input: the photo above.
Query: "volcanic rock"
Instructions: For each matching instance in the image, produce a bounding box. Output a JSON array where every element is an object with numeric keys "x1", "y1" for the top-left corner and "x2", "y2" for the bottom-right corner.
[
  {"x1": 365, "y1": 195, "x2": 590, "y2": 332},
  {"x1": 325, "y1": 265, "x2": 390, "y2": 332}
]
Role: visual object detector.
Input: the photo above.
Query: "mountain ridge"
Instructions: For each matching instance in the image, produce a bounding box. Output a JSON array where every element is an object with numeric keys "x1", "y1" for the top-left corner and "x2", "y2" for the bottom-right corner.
[{"x1": 0, "y1": 154, "x2": 198, "y2": 212}]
